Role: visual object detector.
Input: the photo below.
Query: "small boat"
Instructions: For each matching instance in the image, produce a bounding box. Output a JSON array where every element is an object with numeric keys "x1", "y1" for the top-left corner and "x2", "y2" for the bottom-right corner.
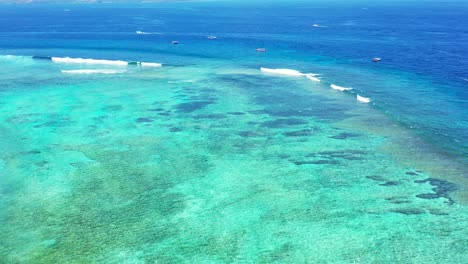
[
  {"x1": 172, "y1": 41, "x2": 179, "y2": 45},
  {"x1": 207, "y1": 36, "x2": 217, "y2": 40},
  {"x1": 312, "y1": 24, "x2": 320, "y2": 27},
  {"x1": 256, "y1": 48, "x2": 267, "y2": 52},
  {"x1": 372, "y1": 57, "x2": 381, "y2": 62}
]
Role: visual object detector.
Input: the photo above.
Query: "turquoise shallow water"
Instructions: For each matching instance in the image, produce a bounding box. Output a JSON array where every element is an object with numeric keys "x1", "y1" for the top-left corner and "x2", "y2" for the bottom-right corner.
[
  {"x1": 0, "y1": 1, "x2": 468, "y2": 263},
  {"x1": 0, "y1": 55, "x2": 467, "y2": 263}
]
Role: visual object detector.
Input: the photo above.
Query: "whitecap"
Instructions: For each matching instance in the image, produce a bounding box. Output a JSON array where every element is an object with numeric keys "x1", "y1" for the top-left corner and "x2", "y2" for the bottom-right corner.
[
  {"x1": 61, "y1": 69, "x2": 125, "y2": 74},
  {"x1": 312, "y1": 24, "x2": 327, "y2": 28},
  {"x1": 168, "y1": 80, "x2": 196, "y2": 84},
  {"x1": 0, "y1": 55, "x2": 17, "y2": 59},
  {"x1": 136, "y1": 31, "x2": 161, "y2": 35},
  {"x1": 52, "y1": 57, "x2": 128, "y2": 66},
  {"x1": 260, "y1": 67, "x2": 305, "y2": 77},
  {"x1": 140, "y1": 62, "x2": 162, "y2": 67},
  {"x1": 330, "y1": 84, "x2": 352, "y2": 91},
  {"x1": 306, "y1": 74, "x2": 321, "y2": 82},
  {"x1": 356, "y1": 95, "x2": 371, "y2": 103}
]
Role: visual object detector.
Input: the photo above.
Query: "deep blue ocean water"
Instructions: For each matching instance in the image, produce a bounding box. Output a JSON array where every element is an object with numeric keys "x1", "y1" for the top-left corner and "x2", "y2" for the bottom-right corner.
[
  {"x1": 0, "y1": 1, "x2": 467, "y2": 262},
  {"x1": 1, "y1": 1, "x2": 467, "y2": 158}
]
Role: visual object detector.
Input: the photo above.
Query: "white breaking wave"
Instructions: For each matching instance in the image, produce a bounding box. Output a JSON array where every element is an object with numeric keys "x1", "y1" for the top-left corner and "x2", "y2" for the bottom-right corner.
[
  {"x1": 140, "y1": 62, "x2": 162, "y2": 67},
  {"x1": 312, "y1": 24, "x2": 328, "y2": 28},
  {"x1": 306, "y1": 75, "x2": 321, "y2": 82},
  {"x1": 356, "y1": 95, "x2": 371, "y2": 103},
  {"x1": 61, "y1": 69, "x2": 125, "y2": 74},
  {"x1": 260, "y1": 68, "x2": 321, "y2": 82},
  {"x1": 260, "y1": 67, "x2": 305, "y2": 76},
  {"x1": 136, "y1": 31, "x2": 161, "y2": 35},
  {"x1": 260, "y1": 68, "x2": 320, "y2": 81},
  {"x1": 330, "y1": 84, "x2": 352, "y2": 91},
  {"x1": 168, "y1": 80, "x2": 196, "y2": 84},
  {"x1": 0, "y1": 55, "x2": 22, "y2": 60},
  {"x1": 52, "y1": 57, "x2": 128, "y2": 66}
]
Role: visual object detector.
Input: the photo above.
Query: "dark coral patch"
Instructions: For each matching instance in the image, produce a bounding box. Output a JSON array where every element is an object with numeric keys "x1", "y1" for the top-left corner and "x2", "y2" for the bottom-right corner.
[
  {"x1": 414, "y1": 178, "x2": 458, "y2": 204},
  {"x1": 20, "y1": 150, "x2": 42, "y2": 155},
  {"x1": 227, "y1": 112, "x2": 246, "y2": 116},
  {"x1": 385, "y1": 196, "x2": 411, "y2": 204},
  {"x1": 193, "y1": 114, "x2": 227, "y2": 119},
  {"x1": 238, "y1": 131, "x2": 262, "y2": 138},
  {"x1": 291, "y1": 160, "x2": 340, "y2": 165},
  {"x1": 330, "y1": 132, "x2": 361, "y2": 140},
  {"x1": 35, "y1": 161, "x2": 48, "y2": 167},
  {"x1": 307, "y1": 150, "x2": 367, "y2": 161},
  {"x1": 176, "y1": 101, "x2": 214, "y2": 113},
  {"x1": 188, "y1": 96, "x2": 217, "y2": 101},
  {"x1": 283, "y1": 129, "x2": 313, "y2": 137},
  {"x1": 135, "y1": 118, "x2": 153, "y2": 123},
  {"x1": 103, "y1": 105, "x2": 123, "y2": 111},
  {"x1": 248, "y1": 110, "x2": 268, "y2": 115},
  {"x1": 391, "y1": 208, "x2": 425, "y2": 215},
  {"x1": 260, "y1": 118, "x2": 308, "y2": 128},
  {"x1": 263, "y1": 109, "x2": 316, "y2": 117},
  {"x1": 148, "y1": 108, "x2": 165, "y2": 112},
  {"x1": 380, "y1": 181, "x2": 401, "y2": 187},
  {"x1": 428, "y1": 209, "x2": 449, "y2": 216},
  {"x1": 366, "y1": 175, "x2": 386, "y2": 181},
  {"x1": 33, "y1": 119, "x2": 72, "y2": 128}
]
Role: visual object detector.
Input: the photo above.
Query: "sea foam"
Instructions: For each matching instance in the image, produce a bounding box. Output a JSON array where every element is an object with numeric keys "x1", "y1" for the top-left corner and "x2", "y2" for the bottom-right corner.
[
  {"x1": 260, "y1": 68, "x2": 320, "y2": 82},
  {"x1": 260, "y1": 67, "x2": 305, "y2": 76},
  {"x1": 330, "y1": 84, "x2": 352, "y2": 91},
  {"x1": 306, "y1": 75, "x2": 321, "y2": 82},
  {"x1": 52, "y1": 57, "x2": 128, "y2": 66},
  {"x1": 0, "y1": 55, "x2": 17, "y2": 59},
  {"x1": 61, "y1": 69, "x2": 125, "y2": 74},
  {"x1": 356, "y1": 95, "x2": 371, "y2": 103},
  {"x1": 136, "y1": 31, "x2": 161, "y2": 35},
  {"x1": 140, "y1": 62, "x2": 162, "y2": 67}
]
